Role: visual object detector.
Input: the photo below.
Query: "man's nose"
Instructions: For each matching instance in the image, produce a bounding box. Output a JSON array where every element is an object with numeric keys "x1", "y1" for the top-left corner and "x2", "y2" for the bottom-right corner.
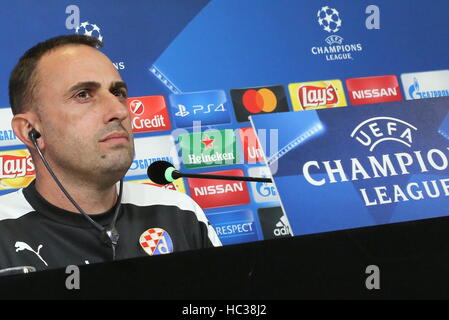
[{"x1": 103, "y1": 92, "x2": 130, "y2": 124}]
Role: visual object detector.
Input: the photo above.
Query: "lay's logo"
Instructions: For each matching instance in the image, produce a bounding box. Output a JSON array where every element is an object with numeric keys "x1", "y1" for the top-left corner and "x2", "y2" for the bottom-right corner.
[
  {"x1": 0, "y1": 153, "x2": 35, "y2": 179},
  {"x1": 0, "y1": 150, "x2": 35, "y2": 190},
  {"x1": 289, "y1": 80, "x2": 347, "y2": 111}
]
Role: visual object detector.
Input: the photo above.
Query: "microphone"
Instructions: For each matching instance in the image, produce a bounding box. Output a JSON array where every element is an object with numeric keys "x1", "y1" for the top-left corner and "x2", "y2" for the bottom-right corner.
[{"x1": 147, "y1": 161, "x2": 273, "y2": 185}]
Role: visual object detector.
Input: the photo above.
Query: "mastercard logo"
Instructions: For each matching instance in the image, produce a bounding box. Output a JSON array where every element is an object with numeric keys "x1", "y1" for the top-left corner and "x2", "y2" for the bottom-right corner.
[
  {"x1": 231, "y1": 85, "x2": 289, "y2": 122},
  {"x1": 242, "y1": 88, "x2": 278, "y2": 113}
]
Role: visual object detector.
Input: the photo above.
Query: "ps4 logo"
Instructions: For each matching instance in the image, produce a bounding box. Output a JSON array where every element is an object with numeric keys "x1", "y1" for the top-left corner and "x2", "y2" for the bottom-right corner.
[
  {"x1": 174, "y1": 104, "x2": 227, "y2": 118},
  {"x1": 175, "y1": 105, "x2": 190, "y2": 117},
  {"x1": 170, "y1": 90, "x2": 231, "y2": 127}
]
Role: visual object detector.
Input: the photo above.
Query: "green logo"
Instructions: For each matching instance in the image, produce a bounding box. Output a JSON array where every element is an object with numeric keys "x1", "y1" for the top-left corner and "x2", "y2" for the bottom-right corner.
[{"x1": 178, "y1": 129, "x2": 240, "y2": 169}]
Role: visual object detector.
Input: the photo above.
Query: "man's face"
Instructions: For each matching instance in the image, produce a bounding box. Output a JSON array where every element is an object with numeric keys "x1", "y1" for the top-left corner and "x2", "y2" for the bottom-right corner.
[{"x1": 33, "y1": 44, "x2": 134, "y2": 185}]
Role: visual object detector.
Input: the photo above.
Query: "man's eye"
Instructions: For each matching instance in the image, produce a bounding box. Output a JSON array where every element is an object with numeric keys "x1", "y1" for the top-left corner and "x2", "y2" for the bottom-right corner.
[
  {"x1": 112, "y1": 89, "x2": 127, "y2": 98},
  {"x1": 75, "y1": 90, "x2": 91, "y2": 100}
]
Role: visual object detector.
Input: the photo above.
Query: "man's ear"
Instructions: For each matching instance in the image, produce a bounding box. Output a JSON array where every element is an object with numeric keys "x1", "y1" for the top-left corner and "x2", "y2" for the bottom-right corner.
[{"x1": 11, "y1": 113, "x2": 44, "y2": 150}]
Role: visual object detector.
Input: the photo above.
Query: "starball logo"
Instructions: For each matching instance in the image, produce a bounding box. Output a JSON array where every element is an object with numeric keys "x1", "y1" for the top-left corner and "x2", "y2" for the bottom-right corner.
[
  {"x1": 75, "y1": 21, "x2": 103, "y2": 41},
  {"x1": 65, "y1": 5, "x2": 125, "y2": 70},
  {"x1": 311, "y1": 6, "x2": 363, "y2": 61}
]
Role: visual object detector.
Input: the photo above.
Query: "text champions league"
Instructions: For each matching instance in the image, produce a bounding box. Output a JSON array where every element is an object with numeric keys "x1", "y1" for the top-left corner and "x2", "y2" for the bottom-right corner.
[{"x1": 300, "y1": 118, "x2": 449, "y2": 207}]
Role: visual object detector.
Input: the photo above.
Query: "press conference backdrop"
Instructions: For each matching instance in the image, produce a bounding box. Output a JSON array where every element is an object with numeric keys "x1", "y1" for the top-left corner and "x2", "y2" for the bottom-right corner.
[{"x1": 0, "y1": 0, "x2": 448, "y2": 245}]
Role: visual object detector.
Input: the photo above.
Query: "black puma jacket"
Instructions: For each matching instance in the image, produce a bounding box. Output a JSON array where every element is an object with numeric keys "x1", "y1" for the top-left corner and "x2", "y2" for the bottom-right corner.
[{"x1": 0, "y1": 180, "x2": 221, "y2": 271}]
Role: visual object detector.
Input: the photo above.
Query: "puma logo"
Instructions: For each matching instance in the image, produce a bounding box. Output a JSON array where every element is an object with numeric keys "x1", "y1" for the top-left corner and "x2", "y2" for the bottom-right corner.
[{"x1": 15, "y1": 241, "x2": 48, "y2": 267}]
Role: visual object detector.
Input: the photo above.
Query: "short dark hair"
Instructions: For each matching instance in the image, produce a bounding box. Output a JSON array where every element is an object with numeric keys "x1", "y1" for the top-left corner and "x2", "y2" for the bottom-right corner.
[{"x1": 8, "y1": 34, "x2": 103, "y2": 115}]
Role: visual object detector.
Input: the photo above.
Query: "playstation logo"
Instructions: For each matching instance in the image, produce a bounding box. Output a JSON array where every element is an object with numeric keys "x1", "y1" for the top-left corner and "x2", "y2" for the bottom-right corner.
[{"x1": 175, "y1": 105, "x2": 190, "y2": 117}]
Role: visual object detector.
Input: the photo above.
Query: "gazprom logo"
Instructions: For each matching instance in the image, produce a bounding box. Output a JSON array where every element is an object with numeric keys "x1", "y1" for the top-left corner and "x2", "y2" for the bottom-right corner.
[
  {"x1": 350, "y1": 117, "x2": 417, "y2": 152},
  {"x1": 130, "y1": 156, "x2": 174, "y2": 171}
]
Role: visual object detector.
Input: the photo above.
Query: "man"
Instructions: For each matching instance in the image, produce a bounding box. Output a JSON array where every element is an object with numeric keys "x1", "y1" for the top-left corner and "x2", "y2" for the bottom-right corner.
[{"x1": 0, "y1": 35, "x2": 221, "y2": 272}]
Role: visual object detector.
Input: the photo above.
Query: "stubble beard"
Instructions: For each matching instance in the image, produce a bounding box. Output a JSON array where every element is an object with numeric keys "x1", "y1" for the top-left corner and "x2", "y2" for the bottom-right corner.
[{"x1": 45, "y1": 131, "x2": 135, "y2": 188}]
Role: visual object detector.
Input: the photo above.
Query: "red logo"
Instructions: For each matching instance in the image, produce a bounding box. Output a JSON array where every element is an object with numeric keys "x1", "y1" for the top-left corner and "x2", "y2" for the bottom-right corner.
[
  {"x1": 188, "y1": 169, "x2": 250, "y2": 209},
  {"x1": 242, "y1": 88, "x2": 278, "y2": 113},
  {"x1": 0, "y1": 155, "x2": 35, "y2": 179},
  {"x1": 346, "y1": 75, "x2": 403, "y2": 105},
  {"x1": 298, "y1": 84, "x2": 339, "y2": 107},
  {"x1": 127, "y1": 95, "x2": 171, "y2": 133},
  {"x1": 238, "y1": 127, "x2": 264, "y2": 164},
  {"x1": 201, "y1": 135, "x2": 215, "y2": 149},
  {"x1": 129, "y1": 99, "x2": 145, "y2": 116}
]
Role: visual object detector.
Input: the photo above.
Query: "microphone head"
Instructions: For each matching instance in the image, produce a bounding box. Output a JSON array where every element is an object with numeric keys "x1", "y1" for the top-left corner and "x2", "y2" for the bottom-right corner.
[{"x1": 147, "y1": 160, "x2": 176, "y2": 185}]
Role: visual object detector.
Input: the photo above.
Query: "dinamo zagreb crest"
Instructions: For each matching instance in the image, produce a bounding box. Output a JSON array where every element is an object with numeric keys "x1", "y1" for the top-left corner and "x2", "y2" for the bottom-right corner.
[{"x1": 139, "y1": 228, "x2": 173, "y2": 256}]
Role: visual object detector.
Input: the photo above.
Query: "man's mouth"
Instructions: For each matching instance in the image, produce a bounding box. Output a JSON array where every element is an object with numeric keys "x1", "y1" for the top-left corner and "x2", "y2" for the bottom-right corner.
[{"x1": 99, "y1": 131, "x2": 129, "y2": 144}]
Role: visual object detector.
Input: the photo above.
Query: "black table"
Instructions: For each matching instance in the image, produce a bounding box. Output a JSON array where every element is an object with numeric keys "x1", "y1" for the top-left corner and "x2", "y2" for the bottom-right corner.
[{"x1": 1, "y1": 215, "x2": 448, "y2": 299}]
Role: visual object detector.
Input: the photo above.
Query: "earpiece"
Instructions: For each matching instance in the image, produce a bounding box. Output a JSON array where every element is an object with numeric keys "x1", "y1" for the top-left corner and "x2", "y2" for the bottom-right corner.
[{"x1": 28, "y1": 128, "x2": 41, "y2": 141}]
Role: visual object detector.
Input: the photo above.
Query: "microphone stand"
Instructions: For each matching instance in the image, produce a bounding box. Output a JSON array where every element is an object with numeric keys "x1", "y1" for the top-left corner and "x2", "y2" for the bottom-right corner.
[{"x1": 171, "y1": 170, "x2": 273, "y2": 183}]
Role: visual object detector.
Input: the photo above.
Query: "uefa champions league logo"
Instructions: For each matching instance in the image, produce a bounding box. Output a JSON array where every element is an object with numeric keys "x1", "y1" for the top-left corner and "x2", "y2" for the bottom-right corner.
[
  {"x1": 75, "y1": 21, "x2": 103, "y2": 42},
  {"x1": 317, "y1": 6, "x2": 342, "y2": 33},
  {"x1": 311, "y1": 5, "x2": 363, "y2": 61}
]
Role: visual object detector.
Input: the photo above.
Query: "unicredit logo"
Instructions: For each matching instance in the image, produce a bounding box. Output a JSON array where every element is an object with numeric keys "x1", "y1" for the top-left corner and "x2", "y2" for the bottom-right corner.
[
  {"x1": 129, "y1": 99, "x2": 145, "y2": 116},
  {"x1": 127, "y1": 95, "x2": 171, "y2": 133}
]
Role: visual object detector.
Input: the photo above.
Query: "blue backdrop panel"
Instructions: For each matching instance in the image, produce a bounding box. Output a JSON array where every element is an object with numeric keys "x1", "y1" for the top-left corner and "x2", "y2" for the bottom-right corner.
[
  {"x1": 0, "y1": 0, "x2": 448, "y2": 242},
  {"x1": 251, "y1": 97, "x2": 449, "y2": 235}
]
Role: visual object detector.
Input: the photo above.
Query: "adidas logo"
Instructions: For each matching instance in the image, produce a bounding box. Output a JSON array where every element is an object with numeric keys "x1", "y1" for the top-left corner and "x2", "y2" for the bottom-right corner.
[{"x1": 274, "y1": 217, "x2": 291, "y2": 237}]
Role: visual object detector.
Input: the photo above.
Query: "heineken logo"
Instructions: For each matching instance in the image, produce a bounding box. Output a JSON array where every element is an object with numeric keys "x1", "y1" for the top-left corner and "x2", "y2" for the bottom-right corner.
[{"x1": 178, "y1": 129, "x2": 240, "y2": 168}]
